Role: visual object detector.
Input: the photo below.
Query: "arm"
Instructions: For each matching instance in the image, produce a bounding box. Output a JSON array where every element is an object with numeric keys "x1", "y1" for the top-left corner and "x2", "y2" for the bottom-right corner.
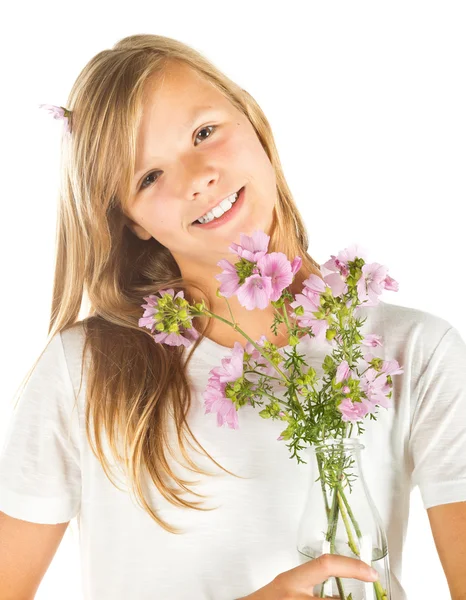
[
  {"x1": 407, "y1": 323, "x2": 466, "y2": 598},
  {"x1": 427, "y1": 501, "x2": 466, "y2": 600},
  {"x1": 0, "y1": 511, "x2": 69, "y2": 600}
]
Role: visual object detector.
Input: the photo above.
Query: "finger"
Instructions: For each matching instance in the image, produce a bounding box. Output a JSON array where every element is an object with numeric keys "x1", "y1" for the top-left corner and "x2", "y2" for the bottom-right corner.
[{"x1": 300, "y1": 553, "x2": 378, "y2": 591}]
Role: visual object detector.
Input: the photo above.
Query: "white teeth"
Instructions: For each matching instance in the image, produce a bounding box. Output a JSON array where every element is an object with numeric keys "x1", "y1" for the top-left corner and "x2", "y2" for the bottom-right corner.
[
  {"x1": 196, "y1": 190, "x2": 239, "y2": 224},
  {"x1": 219, "y1": 198, "x2": 233, "y2": 212},
  {"x1": 212, "y1": 205, "x2": 226, "y2": 218}
]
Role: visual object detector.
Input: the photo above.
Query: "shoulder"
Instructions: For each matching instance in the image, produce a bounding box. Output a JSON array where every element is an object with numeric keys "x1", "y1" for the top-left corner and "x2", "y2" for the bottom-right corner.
[
  {"x1": 356, "y1": 300, "x2": 463, "y2": 387},
  {"x1": 361, "y1": 299, "x2": 454, "y2": 346},
  {"x1": 53, "y1": 321, "x2": 88, "y2": 399},
  {"x1": 59, "y1": 321, "x2": 87, "y2": 361}
]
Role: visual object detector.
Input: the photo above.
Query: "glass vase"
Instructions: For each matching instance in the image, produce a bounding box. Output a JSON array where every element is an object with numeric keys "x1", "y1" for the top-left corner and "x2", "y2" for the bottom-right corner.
[{"x1": 296, "y1": 438, "x2": 391, "y2": 599}]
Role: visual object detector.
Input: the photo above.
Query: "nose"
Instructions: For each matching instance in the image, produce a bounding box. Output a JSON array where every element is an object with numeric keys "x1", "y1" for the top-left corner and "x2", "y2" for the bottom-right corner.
[
  {"x1": 190, "y1": 174, "x2": 219, "y2": 202},
  {"x1": 178, "y1": 154, "x2": 220, "y2": 201}
]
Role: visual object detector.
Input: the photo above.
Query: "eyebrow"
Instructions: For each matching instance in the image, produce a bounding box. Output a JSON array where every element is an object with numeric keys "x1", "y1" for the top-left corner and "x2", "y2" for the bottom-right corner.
[{"x1": 133, "y1": 105, "x2": 214, "y2": 185}]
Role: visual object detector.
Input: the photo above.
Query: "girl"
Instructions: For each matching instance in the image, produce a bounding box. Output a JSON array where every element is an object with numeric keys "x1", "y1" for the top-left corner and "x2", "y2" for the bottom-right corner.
[{"x1": 1, "y1": 34, "x2": 465, "y2": 600}]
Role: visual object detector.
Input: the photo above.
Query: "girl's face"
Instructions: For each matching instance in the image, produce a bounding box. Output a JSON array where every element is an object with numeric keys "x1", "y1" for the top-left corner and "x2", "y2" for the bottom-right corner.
[{"x1": 125, "y1": 61, "x2": 278, "y2": 276}]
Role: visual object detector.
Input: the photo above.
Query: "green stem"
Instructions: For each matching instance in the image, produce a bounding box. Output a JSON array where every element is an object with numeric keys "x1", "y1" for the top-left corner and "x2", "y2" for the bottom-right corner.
[
  {"x1": 320, "y1": 483, "x2": 344, "y2": 598},
  {"x1": 200, "y1": 308, "x2": 290, "y2": 382},
  {"x1": 316, "y1": 453, "x2": 331, "y2": 521},
  {"x1": 339, "y1": 491, "x2": 387, "y2": 600},
  {"x1": 316, "y1": 460, "x2": 389, "y2": 600},
  {"x1": 318, "y1": 462, "x2": 348, "y2": 599},
  {"x1": 329, "y1": 485, "x2": 347, "y2": 599},
  {"x1": 337, "y1": 489, "x2": 360, "y2": 556},
  {"x1": 243, "y1": 370, "x2": 284, "y2": 383},
  {"x1": 337, "y1": 482, "x2": 362, "y2": 538},
  {"x1": 282, "y1": 303, "x2": 292, "y2": 330}
]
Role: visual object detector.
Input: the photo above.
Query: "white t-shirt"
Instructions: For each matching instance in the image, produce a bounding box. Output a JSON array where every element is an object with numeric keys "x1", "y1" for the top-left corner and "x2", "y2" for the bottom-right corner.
[{"x1": 1, "y1": 299, "x2": 466, "y2": 599}]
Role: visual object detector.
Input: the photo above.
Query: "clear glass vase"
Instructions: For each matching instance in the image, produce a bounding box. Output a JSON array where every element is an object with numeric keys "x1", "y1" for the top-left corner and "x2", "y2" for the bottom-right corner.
[{"x1": 296, "y1": 438, "x2": 392, "y2": 599}]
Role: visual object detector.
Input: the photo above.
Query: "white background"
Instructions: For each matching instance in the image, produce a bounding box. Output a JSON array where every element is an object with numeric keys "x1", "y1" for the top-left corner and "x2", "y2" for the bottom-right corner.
[{"x1": 1, "y1": 1, "x2": 465, "y2": 598}]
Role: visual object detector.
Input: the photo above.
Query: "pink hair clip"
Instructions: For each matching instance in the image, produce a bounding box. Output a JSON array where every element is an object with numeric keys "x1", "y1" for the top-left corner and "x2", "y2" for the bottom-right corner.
[{"x1": 39, "y1": 104, "x2": 72, "y2": 135}]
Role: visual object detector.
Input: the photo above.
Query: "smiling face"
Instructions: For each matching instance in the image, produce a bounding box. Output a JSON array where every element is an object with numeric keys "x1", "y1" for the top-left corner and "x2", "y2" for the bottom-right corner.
[{"x1": 124, "y1": 61, "x2": 278, "y2": 282}]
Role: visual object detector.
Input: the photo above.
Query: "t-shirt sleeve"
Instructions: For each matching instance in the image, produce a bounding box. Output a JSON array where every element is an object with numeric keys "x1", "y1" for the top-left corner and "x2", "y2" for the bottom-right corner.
[
  {"x1": 409, "y1": 324, "x2": 466, "y2": 510},
  {"x1": 0, "y1": 331, "x2": 81, "y2": 524}
]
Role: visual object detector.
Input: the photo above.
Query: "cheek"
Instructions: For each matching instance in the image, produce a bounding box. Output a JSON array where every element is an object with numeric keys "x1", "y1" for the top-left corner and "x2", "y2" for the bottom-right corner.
[
  {"x1": 137, "y1": 199, "x2": 177, "y2": 235},
  {"x1": 225, "y1": 126, "x2": 271, "y2": 175}
]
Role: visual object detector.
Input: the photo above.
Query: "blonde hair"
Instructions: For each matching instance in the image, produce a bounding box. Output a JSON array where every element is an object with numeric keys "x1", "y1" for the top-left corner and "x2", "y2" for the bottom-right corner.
[{"x1": 14, "y1": 34, "x2": 322, "y2": 534}]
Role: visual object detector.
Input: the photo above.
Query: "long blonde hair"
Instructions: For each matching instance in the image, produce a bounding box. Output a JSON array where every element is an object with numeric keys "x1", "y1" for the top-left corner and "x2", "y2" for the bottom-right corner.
[{"x1": 14, "y1": 34, "x2": 322, "y2": 533}]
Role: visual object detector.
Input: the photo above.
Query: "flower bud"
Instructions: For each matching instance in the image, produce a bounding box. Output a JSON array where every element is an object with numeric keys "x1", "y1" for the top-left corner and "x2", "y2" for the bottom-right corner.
[
  {"x1": 289, "y1": 335, "x2": 299, "y2": 346},
  {"x1": 370, "y1": 357, "x2": 383, "y2": 370},
  {"x1": 326, "y1": 328, "x2": 337, "y2": 341},
  {"x1": 280, "y1": 427, "x2": 293, "y2": 441}
]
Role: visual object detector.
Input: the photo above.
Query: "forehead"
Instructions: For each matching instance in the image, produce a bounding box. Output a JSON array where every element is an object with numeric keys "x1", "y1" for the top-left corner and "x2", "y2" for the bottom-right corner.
[{"x1": 141, "y1": 62, "x2": 227, "y2": 125}]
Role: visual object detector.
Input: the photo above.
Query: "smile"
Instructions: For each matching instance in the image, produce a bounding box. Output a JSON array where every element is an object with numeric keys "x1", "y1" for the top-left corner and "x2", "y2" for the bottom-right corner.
[{"x1": 192, "y1": 186, "x2": 246, "y2": 230}]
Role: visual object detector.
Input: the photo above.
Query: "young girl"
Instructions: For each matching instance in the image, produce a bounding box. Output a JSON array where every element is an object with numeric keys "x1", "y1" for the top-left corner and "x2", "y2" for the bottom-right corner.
[{"x1": 1, "y1": 34, "x2": 465, "y2": 600}]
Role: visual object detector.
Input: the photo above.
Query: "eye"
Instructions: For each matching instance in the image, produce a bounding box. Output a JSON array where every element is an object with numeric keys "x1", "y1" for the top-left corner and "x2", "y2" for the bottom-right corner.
[
  {"x1": 140, "y1": 171, "x2": 161, "y2": 190},
  {"x1": 139, "y1": 125, "x2": 217, "y2": 191},
  {"x1": 194, "y1": 124, "x2": 216, "y2": 145}
]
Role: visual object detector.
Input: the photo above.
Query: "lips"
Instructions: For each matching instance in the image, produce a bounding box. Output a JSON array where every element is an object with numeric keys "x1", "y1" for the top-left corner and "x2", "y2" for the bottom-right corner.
[
  {"x1": 192, "y1": 186, "x2": 246, "y2": 229},
  {"x1": 191, "y1": 187, "x2": 243, "y2": 224}
]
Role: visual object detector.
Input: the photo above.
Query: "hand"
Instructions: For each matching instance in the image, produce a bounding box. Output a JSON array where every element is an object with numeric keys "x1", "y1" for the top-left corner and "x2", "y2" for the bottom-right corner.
[{"x1": 238, "y1": 553, "x2": 379, "y2": 599}]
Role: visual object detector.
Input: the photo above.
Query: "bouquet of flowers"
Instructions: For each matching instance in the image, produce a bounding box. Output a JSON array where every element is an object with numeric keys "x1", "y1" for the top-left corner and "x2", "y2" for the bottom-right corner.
[{"x1": 139, "y1": 231, "x2": 403, "y2": 600}]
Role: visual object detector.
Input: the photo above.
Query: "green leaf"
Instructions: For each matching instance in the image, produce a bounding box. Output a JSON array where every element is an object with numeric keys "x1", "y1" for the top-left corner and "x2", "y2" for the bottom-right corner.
[
  {"x1": 323, "y1": 355, "x2": 335, "y2": 373},
  {"x1": 259, "y1": 408, "x2": 271, "y2": 419}
]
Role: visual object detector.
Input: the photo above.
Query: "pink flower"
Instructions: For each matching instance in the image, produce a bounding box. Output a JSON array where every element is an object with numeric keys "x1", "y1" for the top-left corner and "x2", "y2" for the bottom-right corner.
[
  {"x1": 336, "y1": 360, "x2": 351, "y2": 384},
  {"x1": 290, "y1": 290, "x2": 330, "y2": 342},
  {"x1": 138, "y1": 289, "x2": 199, "y2": 348},
  {"x1": 215, "y1": 259, "x2": 241, "y2": 298},
  {"x1": 361, "y1": 334, "x2": 383, "y2": 348},
  {"x1": 138, "y1": 294, "x2": 159, "y2": 327},
  {"x1": 360, "y1": 367, "x2": 392, "y2": 409},
  {"x1": 217, "y1": 232, "x2": 303, "y2": 309},
  {"x1": 244, "y1": 335, "x2": 268, "y2": 360},
  {"x1": 357, "y1": 263, "x2": 388, "y2": 306},
  {"x1": 323, "y1": 273, "x2": 347, "y2": 298},
  {"x1": 255, "y1": 252, "x2": 294, "y2": 302},
  {"x1": 381, "y1": 358, "x2": 404, "y2": 377},
  {"x1": 302, "y1": 273, "x2": 327, "y2": 297},
  {"x1": 361, "y1": 351, "x2": 375, "y2": 366},
  {"x1": 204, "y1": 342, "x2": 247, "y2": 429},
  {"x1": 151, "y1": 327, "x2": 199, "y2": 348},
  {"x1": 236, "y1": 273, "x2": 273, "y2": 310},
  {"x1": 39, "y1": 103, "x2": 71, "y2": 134},
  {"x1": 384, "y1": 275, "x2": 399, "y2": 292},
  {"x1": 290, "y1": 256, "x2": 302, "y2": 276},
  {"x1": 302, "y1": 270, "x2": 347, "y2": 299},
  {"x1": 339, "y1": 397, "x2": 372, "y2": 423},
  {"x1": 229, "y1": 230, "x2": 270, "y2": 262},
  {"x1": 322, "y1": 244, "x2": 369, "y2": 278}
]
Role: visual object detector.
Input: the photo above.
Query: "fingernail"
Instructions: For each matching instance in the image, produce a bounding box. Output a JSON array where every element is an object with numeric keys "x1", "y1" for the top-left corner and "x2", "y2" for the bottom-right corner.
[{"x1": 370, "y1": 568, "x2": 379, "y2": 580}]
